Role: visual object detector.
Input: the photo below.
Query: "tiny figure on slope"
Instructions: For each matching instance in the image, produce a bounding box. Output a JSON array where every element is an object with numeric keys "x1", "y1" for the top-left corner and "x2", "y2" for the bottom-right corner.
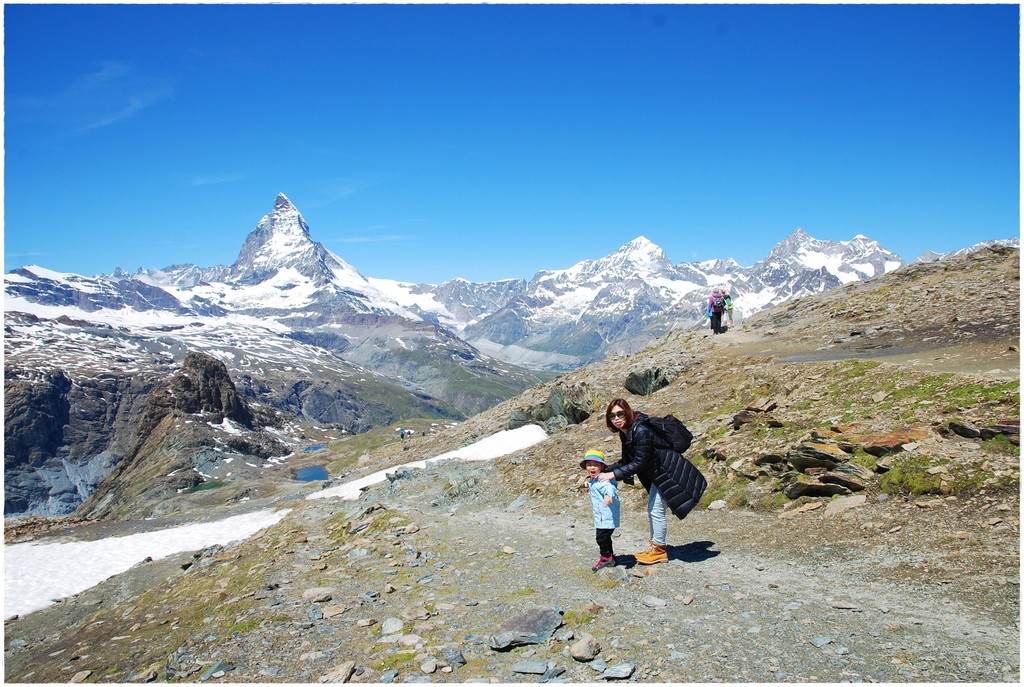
[
  {"x1": 580, "y1": 449, "x2": 620, "y2": 571},
  {"x1": 724, "y1": 291, "x2": 734, "y2": 329},
  {"x1": 708, "y1": 288, "x2": 727, "y2": 334},
  {"x1": 597, "y1": 399, "x2": 706, "y2": 565}
]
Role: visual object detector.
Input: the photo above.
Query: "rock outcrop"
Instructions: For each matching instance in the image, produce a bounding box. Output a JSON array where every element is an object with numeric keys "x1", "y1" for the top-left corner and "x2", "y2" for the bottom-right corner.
[
  {"x1": 4, "y1": 367, "x2": 159, "y2": 517},
  {"x1": 76, "y1": 353, "x2": 290, "y2": 521}
]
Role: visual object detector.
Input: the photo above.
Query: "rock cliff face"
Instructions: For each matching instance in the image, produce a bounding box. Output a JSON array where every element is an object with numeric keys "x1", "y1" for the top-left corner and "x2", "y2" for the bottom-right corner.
[
  {"x1": 76, "y1": 353, "x2": 290, "y2": 521},
  {"x1": 4, "y1": 366, "x2": 158, "y2": 517}
]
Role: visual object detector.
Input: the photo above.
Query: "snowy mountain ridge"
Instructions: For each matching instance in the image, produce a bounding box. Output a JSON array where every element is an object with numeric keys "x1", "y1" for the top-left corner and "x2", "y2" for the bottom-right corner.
[
  {"x1": 4, "y1": 193, "x2": 1016, "y2": 516},
  {"x1": 7, "y1": 195, "x2": 1015, "y2": 375}
]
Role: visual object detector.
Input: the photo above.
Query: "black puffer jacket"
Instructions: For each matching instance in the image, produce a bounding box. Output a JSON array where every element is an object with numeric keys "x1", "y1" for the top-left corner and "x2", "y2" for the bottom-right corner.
[{"x1": 605, "y1": 413, "x2": 707, "y2": 520}]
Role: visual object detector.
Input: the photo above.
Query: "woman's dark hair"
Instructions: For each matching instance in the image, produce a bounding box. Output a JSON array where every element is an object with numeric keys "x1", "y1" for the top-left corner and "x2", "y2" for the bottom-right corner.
[{"x1": 605, "y1": 398, "x2": 637, "y2": 433}]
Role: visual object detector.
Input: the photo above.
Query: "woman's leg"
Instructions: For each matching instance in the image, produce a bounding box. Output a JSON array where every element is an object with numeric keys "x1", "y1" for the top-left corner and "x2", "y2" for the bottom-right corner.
[{"x1": 647, "y1": 485, "x2": 668, "y2": 545}]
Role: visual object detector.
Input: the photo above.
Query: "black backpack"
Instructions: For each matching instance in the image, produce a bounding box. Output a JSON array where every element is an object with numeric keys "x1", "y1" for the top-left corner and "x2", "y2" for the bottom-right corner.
[{"x1": 643, "y1": 414, "x2": 694, "y2": 454}]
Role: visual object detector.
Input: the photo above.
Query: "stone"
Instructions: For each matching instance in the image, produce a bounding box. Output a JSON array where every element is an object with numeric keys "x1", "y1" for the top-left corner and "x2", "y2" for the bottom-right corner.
[
  {"x1": 199, "y1": 661, "x2": 233, "y2": 681},
  {"x1": 858, "y1": 425, "x2": 931, "y2": 456},
  {"x1": 381, "y1": 617, "x2": 405, "y2": 635},
  {"x1": 732, "y1": 410, "x2": 759, "y2": 430},
  {"x1": 831, "y1": 461, "x2": 875, "y2": 480},
  {"x1": 322, "y1": 604, "x2": 348, "y2": 618},
  {"x1": 540, "y1": 663, "x2": 566, "y2": 681},
  {"x1": 819, "y1": 472, "x2": 867, "y2": 492},
  {"x1": 511, "y1": 660, "x2": 551, "y2": 675},
  {"x1": 787, "y1": 442, "x2": 848, "y2": 471},
  {"x1": 488, "y1": 606, "x2": 563, "y2": 651},
  {"x1": 70, "y1": 671, "x2": 93, "y2": 683},
  {"x1": 441, "y1": 647, "x2": 467, "y2": 669},
  {"x1": 949, "y1": 421, "x2": 982, "y2": 438},
  {"x1": 641, "y1": 595, "x2": 668, "y2": 608},
  {"x1": 570, "y1": 634, "x2": 601, "y2": 661},
  {"x1": 746, "y1": 398, "x2": 778, "y2": 412},
  {"x1": 624, "y1": 367, "x2": 677, "y2": 396},
  {"x1": 830, "y1": 602, "x2": 861, "y2": 611},
  {"x1": 782, "y1": 474, "x2": 851, "y2": 499},
  {"x1": 824, "y1": 494, "x2": 867, "y2": 518},
  {"x1": 318, "y1": 660, "x2": 356, "y2": 683},
  {"x1": 602, "y1": 662, "x2": 636, "y2": 679}
]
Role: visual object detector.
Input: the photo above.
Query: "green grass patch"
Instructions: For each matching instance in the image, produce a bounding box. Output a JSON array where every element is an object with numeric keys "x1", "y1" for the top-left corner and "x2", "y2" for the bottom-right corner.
[
  {"x1": 501, "y1": 587, "x2": 536, "y2": 602},
  {"x1": 760, "y1": 492, "x2": 791, "y2": 510},
  {"x1": 228, "y1": 618, "x2": 260, "y2": 634},
  {"x1": 376, "y1": 651, "x2": 418, "y2": 672},
  {"x1": 879, "y1": 456, "x2": 944, "y2": 496},
  {"x1": 982, "y1": 435, "x2": 1020, "y2": 456},
  {"x1": 848, "y1": 449, "x2": 880, "y2": 472},
  {"x1": 562, "y1": 609, "x2": 596, "y2": 626}
]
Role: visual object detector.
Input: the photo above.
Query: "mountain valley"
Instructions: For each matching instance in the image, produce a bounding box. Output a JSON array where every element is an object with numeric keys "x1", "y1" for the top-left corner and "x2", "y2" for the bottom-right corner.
[{"x1": 3, "y1": 243, "x2": 1019, "y2": 684}]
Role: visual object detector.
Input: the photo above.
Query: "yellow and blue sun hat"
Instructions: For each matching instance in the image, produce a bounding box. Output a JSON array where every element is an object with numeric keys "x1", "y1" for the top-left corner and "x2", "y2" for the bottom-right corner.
[{"x1": 579, "y1": 449, "x2": 607, "y2": 469}]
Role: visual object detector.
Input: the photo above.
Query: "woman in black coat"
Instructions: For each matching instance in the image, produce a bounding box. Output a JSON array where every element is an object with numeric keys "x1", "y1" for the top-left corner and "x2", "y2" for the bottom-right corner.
[{"x1": 596, "y1": 398, "x2": 706, "y2": 564}]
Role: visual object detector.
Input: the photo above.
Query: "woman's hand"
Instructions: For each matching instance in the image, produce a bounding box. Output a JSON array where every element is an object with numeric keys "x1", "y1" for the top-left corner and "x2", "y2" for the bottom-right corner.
[{"x1": 597, "y1": 472, "x2": 615, "y2": 482}]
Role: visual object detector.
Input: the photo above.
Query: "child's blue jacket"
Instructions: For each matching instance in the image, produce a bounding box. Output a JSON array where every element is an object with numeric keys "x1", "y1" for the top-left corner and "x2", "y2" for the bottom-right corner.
[{"x1": 588, "y1": 477, "x2": 620, "y2": 529}]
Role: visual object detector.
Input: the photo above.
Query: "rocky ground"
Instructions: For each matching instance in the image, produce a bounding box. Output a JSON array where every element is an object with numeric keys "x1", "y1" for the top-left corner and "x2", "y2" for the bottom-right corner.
[{"x1": 4, "y1": 247, "x2": 1019, "y2": 684}]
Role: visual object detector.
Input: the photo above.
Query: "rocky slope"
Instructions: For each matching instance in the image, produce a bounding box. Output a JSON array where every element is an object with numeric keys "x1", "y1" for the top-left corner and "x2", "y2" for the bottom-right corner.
[{"x1": 4, "y1": 246, "x2": 1019, "y2": 683}]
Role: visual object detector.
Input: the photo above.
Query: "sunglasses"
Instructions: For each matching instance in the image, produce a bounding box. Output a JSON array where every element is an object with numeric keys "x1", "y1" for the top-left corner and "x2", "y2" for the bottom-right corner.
[{"x1": 608, "y1": 411, "x2": 626, "y2": 419}]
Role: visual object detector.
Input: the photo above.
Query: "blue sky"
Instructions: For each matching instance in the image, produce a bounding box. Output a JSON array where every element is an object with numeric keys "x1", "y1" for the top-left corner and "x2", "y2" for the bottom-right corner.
[{"x1": 4, "y1": 3, "x2": 1019, "y2": 284}]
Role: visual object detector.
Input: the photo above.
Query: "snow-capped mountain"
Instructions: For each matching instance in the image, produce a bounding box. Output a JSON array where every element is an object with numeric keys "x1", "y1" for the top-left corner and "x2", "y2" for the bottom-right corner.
[
  {"x1": 442, "y1": 230, "x2": 906, "y2": 369},
  {"x1": 4, "y1": 194, "x2": 543, "y2": 516},
  {"x1": 911, "y1": 237, "x2": 1021, "y2": 264},
  {"x1": 6, "y1": 192, "x2": 1015, "y2": 516}
]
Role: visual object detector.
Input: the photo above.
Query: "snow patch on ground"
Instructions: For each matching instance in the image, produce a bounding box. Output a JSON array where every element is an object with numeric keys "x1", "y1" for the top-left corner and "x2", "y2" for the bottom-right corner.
[
  {"x1": 4, "y1": 509, "x2": 290, "y2": 619},
  {"x1": 308, "y1": 424, "x2": 549, "y2": 502}
]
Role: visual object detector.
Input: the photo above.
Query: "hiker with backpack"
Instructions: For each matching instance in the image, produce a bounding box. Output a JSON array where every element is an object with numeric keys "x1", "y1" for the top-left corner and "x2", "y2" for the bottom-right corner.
[
  {"x1": 708, "y1": 288, "x2": 727, "y2": 334},
  {"x1": 595, "y1": 398, "x2": 707, "y2": 565},
  {"x1": 724, "y1": 292, "x2": 734, "y2": 328}
]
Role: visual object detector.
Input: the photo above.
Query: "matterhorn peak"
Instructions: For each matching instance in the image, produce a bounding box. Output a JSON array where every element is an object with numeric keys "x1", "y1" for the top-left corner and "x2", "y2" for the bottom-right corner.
[
  {"x1": 227, "y1": 194, "x2": 337, "y2": 286},
  {"x1": 273, "y1": 193, "x2": 294, "y2": 211}
]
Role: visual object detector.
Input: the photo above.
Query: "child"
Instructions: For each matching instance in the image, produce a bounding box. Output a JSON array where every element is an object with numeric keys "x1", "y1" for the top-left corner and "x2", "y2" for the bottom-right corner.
[{"x1": 580, "y1": 449, "x2": 620, "y2": 571}]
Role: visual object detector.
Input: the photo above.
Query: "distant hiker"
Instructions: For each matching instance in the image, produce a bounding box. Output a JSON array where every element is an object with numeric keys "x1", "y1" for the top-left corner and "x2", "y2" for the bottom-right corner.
[
  {"x1": 724, "y1": 292, "x2": 734, "y2": 328},
  {"x1": 596, "y1": 398, "x2": 706, "y2": 565},
  {"x1": 708, "y1": 288, "x2": 726, "y2": 334},
  {"x1": 580, "y1": 449, "x2": 620, "y2": 571}
]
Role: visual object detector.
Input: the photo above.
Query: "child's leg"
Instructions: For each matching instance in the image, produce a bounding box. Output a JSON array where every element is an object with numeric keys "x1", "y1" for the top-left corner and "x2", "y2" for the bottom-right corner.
[{"x1": 595, "y1": 528, "x2": 614, "y2": 557}]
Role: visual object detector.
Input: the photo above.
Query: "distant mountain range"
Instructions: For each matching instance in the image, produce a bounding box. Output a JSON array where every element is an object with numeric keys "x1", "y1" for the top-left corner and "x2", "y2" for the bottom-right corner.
[
  {"x1": 4, "y1": 193, "x2": 1016, "y2": 516},
  {"x1": 7, "y1": 194, "x2": 1017, "y2": 376}
]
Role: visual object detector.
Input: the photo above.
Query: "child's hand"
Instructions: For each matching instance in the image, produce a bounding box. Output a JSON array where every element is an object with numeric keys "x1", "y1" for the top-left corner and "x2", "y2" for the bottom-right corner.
[{"x1": 604, "y1": 495, "x2": 613, "y2": 506}]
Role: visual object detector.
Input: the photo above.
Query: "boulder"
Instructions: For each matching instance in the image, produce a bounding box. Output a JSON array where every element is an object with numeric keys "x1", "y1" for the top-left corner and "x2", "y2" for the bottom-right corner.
[
  {"x1": 782, "y1": 474, "x2": 852, "y2": 499},
  {"x1": 570, "y1": 634, "x2": 601, "y2": 662},
  {"x1": 488, "y1": 606, "x2": 563, "y2": 651},
  {"x1": 949, "y1": 421, "x2": 982, "y2": 438},
  {"x1": 509, "y1": 384, "x2": 595, "y2": 429},
  {"x1": 819, "y1": 472, "x2": 867, "y2": 492},
  {"x1": 732, "y1": 410, "x2": 759, "y2": 430},
  {"x1": 624, "y1": 367, "x2": 677, "y2": 396},
  {"x1": 787, "y1": 442, "x2": 848, "y2": 471}
]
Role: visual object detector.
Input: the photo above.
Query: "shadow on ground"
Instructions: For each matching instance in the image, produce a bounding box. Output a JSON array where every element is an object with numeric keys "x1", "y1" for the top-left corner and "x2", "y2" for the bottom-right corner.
[{"x1": 613, "y1": 539, "x2": 720, "y2": 568}]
